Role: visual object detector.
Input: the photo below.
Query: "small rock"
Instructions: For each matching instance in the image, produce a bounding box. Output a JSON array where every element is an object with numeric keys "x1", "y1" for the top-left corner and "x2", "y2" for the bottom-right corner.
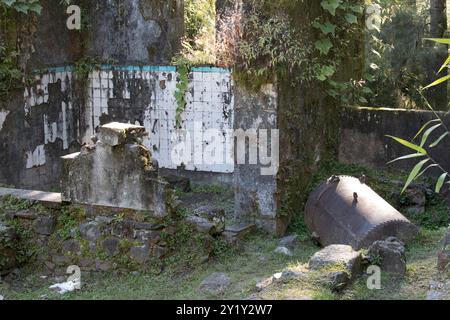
[
  {"x1": 80, "y1": 221, "x2": 102, "y2": 241},
  {"x1": 62, "y1": 239, "x2": 81, "y2": 255},
  {"x1": 279, "y1": 235, "x2": 299, "y2": 249},
  {"x1": 133, "y1": 230, "x2": 161, "y2": 243},
  {"x1": 14, "y1": 210, "x2": 37, "y2": 220},
  {"x1": 274, "y1": 246, "x2": 293, "y2": 256},
  {"x1": 405, "y1": 206, "x2": 425, "y2": 216},
  {"x1": 0, "y1": 295, "x2": 3, "y2": 300},
  {"x1": 35, "y1": 216, "x2": 56, "y2": 235},
  {"x1": 95, "y1": 260, "x2": 112, "y2": 272},
  {"x1": 404, "y1": 188, "x2": 426, "y2": 206},
  {"x1": 199, "y1": 273, "x2": 231, "y2": 295},
  {"x1": 79, "y1": 258, "x2": 94, "y2": 269},
  {"x1": 437, "y1": 251, "x2": 450, "y2": 272},
  {"x1": 273, "y1": 270, "x2": 306, "y2": 283},
  {"x1": 186, "y1": 215, "x2": 221, "y2": 235},
  {"x1": 309, "y1": 245, "x2": 362, "y2": 276},
  {"x1": 328, "y1": 271, "x2": 351, "y2": 292},
  {"x1": 256, "y1": 277, "x2": 273, "y2": 291},
  {"x1": 133, "y1": 222, "x2": 164, "y2": 231},
  {"x1": 153, "y1": 245, "x2": 168, "y2": 259},
  {"x1": 368, "y1": 237, "x2": 406, "y2": 275},
  {"x1": 130, "y1": 245, "x2": 150, "y2": 264},
  {"x1": 102, "y1": 237, "x2": 120, "y2": 257},
  {"x1": 95, "y1": 216, "x2": 114, "y2": 224},
  {"x1": 224, "y1": 224, "x2": 255, "y2": 240}
]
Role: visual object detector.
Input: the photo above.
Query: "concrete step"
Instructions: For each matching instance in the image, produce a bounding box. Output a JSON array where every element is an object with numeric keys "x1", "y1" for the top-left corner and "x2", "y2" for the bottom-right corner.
[{"x1": 0, "y1": 187, "x2": 62, "y2": 209}]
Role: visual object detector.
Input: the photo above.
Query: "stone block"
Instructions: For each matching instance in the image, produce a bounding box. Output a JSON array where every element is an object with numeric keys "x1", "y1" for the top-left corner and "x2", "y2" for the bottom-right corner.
[
  {"x1": 97, "y1": 122, "x2": 146, "y2": 147},
  {"x1": 34, "y1": 216, "x2": 56, "y2": 235},
  {"x1": 368, "y1": 237, "x2": 406, "y2": 275},
  {"x1": 309, "y1": 245, "x2": 362, "y2": 277}
]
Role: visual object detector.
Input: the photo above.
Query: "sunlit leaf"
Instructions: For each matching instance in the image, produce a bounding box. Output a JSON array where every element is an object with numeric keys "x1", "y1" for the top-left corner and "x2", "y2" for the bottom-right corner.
[
  {"x1": 315, "y1": 38, "x2": 333, "y2": 55},
  {"x1": 424, "y1": 38, "x2": 450, "y2": 45},
  {"x1": 438, "y1": 55, "x2": 450, "y2": 74},
  {"x1": 424, "y1": 75, "x2": 450, "y2": 89},
  {"x1": 387, "y1": 153, "x2": 426, "y2": 165},
  {"x1": 386, "y1": 135, "x2": 428, "y2": 155},
  {"x1": 430, "y1": 132, "x2": 449, "y2": 148},
  {"x1": 402, "y1": 159, "x2": 430, "y2": 194},
  {"x1": 413, "y1": 119, "x2": 441, "y2": 141},
  {"x1": 436, "y1": 173, "x2": 447, "y2": 193},
  {"x1": 420, "y1": 123, "x2": 442, "y2": 147}
]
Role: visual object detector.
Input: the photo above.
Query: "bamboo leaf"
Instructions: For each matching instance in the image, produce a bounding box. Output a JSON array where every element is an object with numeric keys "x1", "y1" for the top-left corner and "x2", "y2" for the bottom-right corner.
[
  {"x1": 424, "y1": 75, "x2": 450, "y2": 89},
  {"x1": 387, "y1": 153, "x2": 426, "y2": 165},
  {"x1": 435, "y1": 173, "x2": 447, "y2": 193},
  {"x1": 438, "y1": 55, "x2": 450, "y2": 73},
  {"x1": 420, "y1": 123, "x2": 441, "y2": 147},
  {"x1": 430, "y1": 132, "x2": 449, "y2": 148},
  {"x1": 386, "y1": 135, "x2": 428, "y2": 155},
  {"x1": 424, "y1": 38, "x2": 450, "y2": 45},
  {"x1": 413, "y1": 119, "x2": 441, "y2": 141},
  {"x1": 402, "y1": 159, "x2": 430, "y2": 194}
]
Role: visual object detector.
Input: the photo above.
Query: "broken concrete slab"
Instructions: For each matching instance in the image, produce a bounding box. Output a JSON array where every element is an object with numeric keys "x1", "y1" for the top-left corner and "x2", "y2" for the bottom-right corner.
[
  {"x1": 224, "y1": 223, "x2": 256, "y2": 240},
  {"x1": 308, "y1": 245, "x2": 362, "y2": 277},
  {"x1": 97, "y1": 122, "x2": 146, "y2": 147},
  {"x1": 0, "y1": 187, "x2": 61, "y2": 209},
  {"x1": 61, "y1": 123, "x2": 172, "y2": 217}
]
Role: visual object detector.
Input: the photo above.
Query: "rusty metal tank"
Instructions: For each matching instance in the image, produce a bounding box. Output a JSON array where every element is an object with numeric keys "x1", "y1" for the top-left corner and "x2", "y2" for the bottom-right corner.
[{"x1": 305, "y1": 176, "x2": 418, "y2": 250}]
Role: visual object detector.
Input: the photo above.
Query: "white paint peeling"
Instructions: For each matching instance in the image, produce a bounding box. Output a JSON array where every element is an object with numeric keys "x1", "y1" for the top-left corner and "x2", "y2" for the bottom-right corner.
[
  {"x1": 22, "y1": 67, "x2": 236, "y2": 173},
  {"x1": 0, "y1": 110, "x2": 9, "y2": 131},
  {"x1": 26, "y1": 145, "x2": 46, "y2": 169}
]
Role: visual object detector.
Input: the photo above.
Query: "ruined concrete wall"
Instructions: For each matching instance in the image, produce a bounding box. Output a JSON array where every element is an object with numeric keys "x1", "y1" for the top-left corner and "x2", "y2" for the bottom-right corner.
[
  {"x1": 0, "y1": 0, "x2": 186, "y2": 190},
  {"x1": 339, "y1": 106, "x2": 450, "y2": 175},
  {"x1": 85, "y1": 0, "x2": 184, "y2": 64},
  {"x1": 0, "y1": 66, "x2": 234, "y2": 190},
  {"x1": 233, "y1": 84, "x2": 279, "y2": 234}
]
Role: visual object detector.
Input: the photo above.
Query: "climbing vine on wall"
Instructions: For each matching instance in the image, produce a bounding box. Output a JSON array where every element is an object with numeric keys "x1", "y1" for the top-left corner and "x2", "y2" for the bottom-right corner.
[{"x1": 0, "y1": 0, "x2": 42, "y2": 15}]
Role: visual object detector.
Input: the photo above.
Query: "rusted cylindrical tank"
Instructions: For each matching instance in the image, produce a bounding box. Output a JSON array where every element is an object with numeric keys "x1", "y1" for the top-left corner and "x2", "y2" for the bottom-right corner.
[{"x1": 305, "y1": 176, "x2": 418, "y2": 250}]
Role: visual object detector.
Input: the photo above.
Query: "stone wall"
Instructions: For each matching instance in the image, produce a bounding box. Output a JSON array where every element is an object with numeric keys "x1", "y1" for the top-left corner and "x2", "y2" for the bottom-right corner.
[
  {"x1": 339, "y1": 106, "x2": 450, "y2": 176},
  {"x1": 0, "y1": 195, "x2": 228, "y2": 275}
]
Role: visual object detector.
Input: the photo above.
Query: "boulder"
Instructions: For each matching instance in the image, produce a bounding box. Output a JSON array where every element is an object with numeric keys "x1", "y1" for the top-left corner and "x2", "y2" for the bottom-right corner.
[
  {"x1": 80, "y1": 221, "x2": 102, "y2": 241},
  {"x1": 102, "y1": 237, "x2": 120, "y2": 257},
  {"x1": 368, "y1": 237, "x2": 406, "y2": 275},
  {"x1": 279, "y1": 235, "x2": 299, "y2": 249},
  {"x1": 309, "y1": 245, "x2": 362, "y2": 277},
  {"x1": 199, "y1": 273, "x2": 231, "y2": 295},
  {"x1": 186, "y1": 215, "x2": 222, "y2": 235},
  {"x1": 34, "y1": 216, "x2": 56, "y2": 235},
  {"x1": 130, "y1": 245, "x2": 150, "y2": 264}
]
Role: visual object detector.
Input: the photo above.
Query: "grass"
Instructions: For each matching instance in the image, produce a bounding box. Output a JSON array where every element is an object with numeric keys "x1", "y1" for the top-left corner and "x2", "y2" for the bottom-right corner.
[
  {"x1": 1, "y1": 227, "x2": 446, "y2": 300},
  {"x1": 0, "y1": 232, "x2": 319, "y2": 300}
]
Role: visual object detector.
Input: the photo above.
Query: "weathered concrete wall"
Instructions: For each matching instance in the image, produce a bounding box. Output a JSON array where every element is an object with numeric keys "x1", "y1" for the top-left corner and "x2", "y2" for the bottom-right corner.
[
  {"x1": 62, "y1": 123, "x2": 172, "y2": 216},
  {"x1": 339, "y1": 106, "x2": 450, "y2": 175},
  {"x1": 85, "y1": 0, "x2": 184, "y2": 64},
  {"x1": 0, "y1": 66, "x2": 234, "y2": 190},
  {"x1": 233, "y1": 84, "x2": 279, "y2": 234}
]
